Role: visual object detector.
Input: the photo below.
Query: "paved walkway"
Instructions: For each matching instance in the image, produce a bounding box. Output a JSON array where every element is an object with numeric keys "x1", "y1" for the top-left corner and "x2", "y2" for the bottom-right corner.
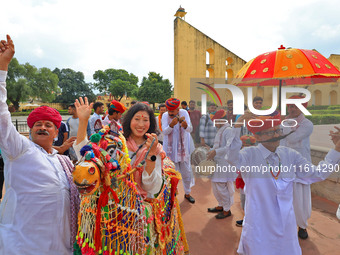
[{"x1": 177, "y1": 175, "x2": 340, "y2": 255}]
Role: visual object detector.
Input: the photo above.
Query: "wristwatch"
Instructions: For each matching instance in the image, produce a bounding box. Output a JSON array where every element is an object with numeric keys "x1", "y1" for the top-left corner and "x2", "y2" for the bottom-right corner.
[{"x1": 146, "y1": 155, "x2": 157, "y2": 161}]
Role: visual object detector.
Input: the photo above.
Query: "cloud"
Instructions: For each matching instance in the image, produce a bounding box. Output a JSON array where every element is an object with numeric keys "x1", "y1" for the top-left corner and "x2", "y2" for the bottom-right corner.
[{"x1": 2, "y1": 0, "x2": 340, "y2": 86}]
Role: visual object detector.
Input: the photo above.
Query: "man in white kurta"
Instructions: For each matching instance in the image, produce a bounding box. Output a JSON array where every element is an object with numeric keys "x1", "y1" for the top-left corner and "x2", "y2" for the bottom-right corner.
[
  {"x1": 207, "y1": 115, "x2": 238, "y2": 219},
  {"x1": 280, "y1": 97, "x2": 313, "y2": 239},
  {"x1": 226, "y1": 112, "x2": 340, "y2": 255},
  {"x1": 0, "y1": 35, "x2": 78, "y2": 255},
  {"x1": 162, "y1": 98, "x2": 195, "y2": 203}
]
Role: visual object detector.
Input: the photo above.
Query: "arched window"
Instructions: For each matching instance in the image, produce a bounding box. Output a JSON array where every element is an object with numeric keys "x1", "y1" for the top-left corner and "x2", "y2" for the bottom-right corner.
[
  {"x1": 330, "y1": 90, "x2": 337, "y2": 105},
  {"x1": 313, "y1": 90, "x2": 322, "y2": 105}
]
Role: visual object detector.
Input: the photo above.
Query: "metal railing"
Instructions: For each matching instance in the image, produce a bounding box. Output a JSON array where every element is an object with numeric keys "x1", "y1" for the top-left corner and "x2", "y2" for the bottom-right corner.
[{"x1": 13, "y1": 120, "x2": 30, "y2": 133}]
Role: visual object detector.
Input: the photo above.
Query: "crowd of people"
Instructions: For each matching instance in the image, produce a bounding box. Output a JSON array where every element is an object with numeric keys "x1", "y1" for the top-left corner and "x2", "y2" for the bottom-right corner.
[{"x1": 0, "y1": 35, "x2": 340, "y2": 255}]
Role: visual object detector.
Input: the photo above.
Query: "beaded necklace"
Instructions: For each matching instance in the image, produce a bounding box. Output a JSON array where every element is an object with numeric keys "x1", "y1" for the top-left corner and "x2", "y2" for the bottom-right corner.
[{"x1": 266, "y1": 154, "x2": 281, "y2": 180}]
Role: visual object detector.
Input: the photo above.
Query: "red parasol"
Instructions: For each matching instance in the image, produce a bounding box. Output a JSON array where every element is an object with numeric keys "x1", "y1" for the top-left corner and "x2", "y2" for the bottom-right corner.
[{"x1": 233, "y1": 46, "x2": 340, "y2": 110}]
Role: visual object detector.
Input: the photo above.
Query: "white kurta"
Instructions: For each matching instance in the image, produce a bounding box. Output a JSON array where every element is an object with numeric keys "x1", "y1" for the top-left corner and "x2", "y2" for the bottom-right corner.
[
  {"x1": 0, "y1": 71, "x2": 72, "y2": 254},
  {"x1": 210, "y1": 124, "x2": 237, "y2": 212},
  {"x1": 280, "y1": 115, "x2": 313, "y2": 228},
  {"x1": 211, "y1": 124, "x2": 238, "y2": 182},
  {"x1": 162, "y1": 109, "x2": 193, "y2": 163},
  {"x1": 162, "y1": 109, "x2": 195, "y2": 193},
  {"x1": 74, "y1": 138, "x2": 163, "y2": 198},
  {"x1": 226, "y1": 128, "x2": 340, "y2": 255}
]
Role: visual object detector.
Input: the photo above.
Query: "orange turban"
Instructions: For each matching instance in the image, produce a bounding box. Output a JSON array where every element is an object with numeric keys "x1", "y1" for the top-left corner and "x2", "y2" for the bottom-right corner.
[
  {"x1": 27, "y1": 106, "x2": 62, "y2": 129},
  {"x1": 110, "y1": 100, "x2": 127, "y2": 113},
  {"x1": 247, "y1": 111, "x2": 281, "y2": 134}
]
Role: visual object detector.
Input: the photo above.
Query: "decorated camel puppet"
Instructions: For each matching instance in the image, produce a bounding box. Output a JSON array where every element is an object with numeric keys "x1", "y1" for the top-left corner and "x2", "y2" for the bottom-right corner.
[{"x1": 72, "y1": 125, "x2": 189, "y2": 255}]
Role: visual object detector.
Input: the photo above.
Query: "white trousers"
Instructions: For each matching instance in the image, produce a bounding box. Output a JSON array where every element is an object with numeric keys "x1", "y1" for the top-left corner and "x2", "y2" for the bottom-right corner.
[
  {"x1": 211, "y1": 181, "x2": 235, "y2": 211},
  {"x1": 293, "y1": 182, "x2": 311, "y2": 229},
  {"x1": 174, "y1": 161, "x2": 195, "y2": 195}
]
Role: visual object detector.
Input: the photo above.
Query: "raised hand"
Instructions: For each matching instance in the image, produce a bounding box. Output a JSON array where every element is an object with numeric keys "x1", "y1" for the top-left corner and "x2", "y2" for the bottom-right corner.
[
  {"x1": 329, "y1": 126, "x2": 340, "y2": 151},
  {"x1": 0, "y1": 35, "x2": 15, "y2": 71},
  {"x1": 75, "y1": 97, "x2": 93, "y2": 122}
]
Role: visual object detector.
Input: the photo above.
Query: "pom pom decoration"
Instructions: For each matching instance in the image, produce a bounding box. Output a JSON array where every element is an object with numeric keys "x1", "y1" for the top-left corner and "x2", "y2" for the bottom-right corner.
[
  {"x1": 85, "y1": 151, "x2": 95, "y2": 160},
  {"x1": 90, "y1": 133, "x2": 102, "y2": 143},
  {"x1": 80, "y1": 145, "x2": 93, "y2": 157}
]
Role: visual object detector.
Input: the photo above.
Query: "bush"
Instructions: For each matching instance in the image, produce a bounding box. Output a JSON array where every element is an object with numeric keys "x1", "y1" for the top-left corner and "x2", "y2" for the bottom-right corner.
[
  {"x1": 306, "y1": 114, "x2": 340, "y2": 125},
  {"x1": 309, "y1": 110, "x2": 340, "y2": 115}
]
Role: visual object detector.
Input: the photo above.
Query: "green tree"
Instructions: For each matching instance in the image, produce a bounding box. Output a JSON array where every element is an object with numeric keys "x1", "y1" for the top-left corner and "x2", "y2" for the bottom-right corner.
[
  {"x1": 6, "y1": 58, "x2": 31, "y2": 110},
  {"x1": 30, "y1": 67, "x2": 59, "y2": 102},
  {"x1": 93, "y1": 69, "x2": 138, "y2": 101},
  {"x1": 137, "y1": 72, "x2": 173, "y2": 110},
  {"x1": 53, "y1": 68, "x2": 96, "y2": 104},
  {"x1": 6, "y1": 58, "x2": 61, "y2": 110}
]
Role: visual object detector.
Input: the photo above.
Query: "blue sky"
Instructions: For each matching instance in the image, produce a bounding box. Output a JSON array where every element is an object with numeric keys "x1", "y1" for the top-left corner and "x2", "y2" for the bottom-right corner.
[{"x1": 2, "y1": 0, "x2": 340, "y2": 85}]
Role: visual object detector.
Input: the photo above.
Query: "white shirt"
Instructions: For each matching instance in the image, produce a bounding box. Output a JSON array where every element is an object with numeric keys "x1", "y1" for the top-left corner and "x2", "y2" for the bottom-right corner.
[
  {"x1": 73, "y1": 138, "x2": 163, "y2": 198},
  {"x1": 89, "y1": 112, "x2": 102, "y2": 135},
  {"x1": 280, "y1": 114, "x2": 313, "y2": 162},
  {"x1": 68, "y1": 117, "x2": 79, "y2": 138},
  {"x1": 211, "y1": 124, "x2": 238, "y2": 182},
  {"x1": 162, "y1": 109, "x2": 193, "y2": 163},
  {"x1": 226, "y1": 128, "x2": 340, "y2": 255},
  {"x1": 0, "y1": 71, "x2": 72, "y2": 254}
]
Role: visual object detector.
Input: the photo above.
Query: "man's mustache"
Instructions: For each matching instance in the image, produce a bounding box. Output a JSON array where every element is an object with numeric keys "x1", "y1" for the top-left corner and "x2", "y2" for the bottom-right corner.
[
  {"x1": 36, "y1": 129, "x2": 50, "y2": 135},
  {"x1": 259, "y1": 131, "x2": 295, "y2": 143}
]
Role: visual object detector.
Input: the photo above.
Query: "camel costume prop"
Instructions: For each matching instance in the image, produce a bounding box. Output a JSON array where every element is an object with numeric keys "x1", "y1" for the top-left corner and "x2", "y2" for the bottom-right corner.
[{"x1": 72, "y1": 124, "x2": 188, "y2": 255}]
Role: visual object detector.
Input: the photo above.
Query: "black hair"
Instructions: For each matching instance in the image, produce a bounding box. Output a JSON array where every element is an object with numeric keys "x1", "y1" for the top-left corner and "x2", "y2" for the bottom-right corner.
[
  {"x1": 93, "y1": 102, "x2": 104, "y2": 111},
  {"x1": 227, "y1": 100, "x2": 233, "y2": 105},
  {"x1": 181, "y1": 101, "x2": 188, "y2": 106},
  {"x1": 253, "y1": 96, "x2": 263, "y2": 103},
  {"x1": 123, "y1": 103, "x2": 156, "y2": 140},
  {"x1": 158, "y1": 103, "x2": 166, "y2": 109},
  {"x1": 189, "y1": 100, "x2": 195, "y2": 104},
  {"x1": 131, "y1": 100, "x2": 138, "y2": 105},
  {"x1": 68, "y1": 103, "x2": 75, "y2": 109},
  {"x1": 208, "y1": 102, "x2": 217, "y2": 107}
]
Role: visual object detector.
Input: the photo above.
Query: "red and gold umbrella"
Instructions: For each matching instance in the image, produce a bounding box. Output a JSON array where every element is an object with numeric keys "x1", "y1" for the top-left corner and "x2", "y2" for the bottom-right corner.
[
  {"x1": 234, "y1": 46, "x2": 340, "y2": 87},
  {"x1": 233, "y1": 46, "x2": 340, "y2": 110}
]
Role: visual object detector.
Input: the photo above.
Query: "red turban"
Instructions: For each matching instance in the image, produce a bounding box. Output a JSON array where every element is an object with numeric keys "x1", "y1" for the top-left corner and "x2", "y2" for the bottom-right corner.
[
  {"x1": 212, "y1": 109, "x2": 226, "y2": 121},
  {"x1": 165, "y1": 98, "x2": 180, "y2": 111},
  {"x1": 110, "y1": 100, "x2": 127, "y2": 113},
  {"x1": 288, "y1": 95, "x2": 308, "y2": 108},
  {"x1": 247, "y1": 111, "x2": 281, "y2": 134},
  {"x1": 27, "y1": 106, "x2": 62, "y2": 129}
]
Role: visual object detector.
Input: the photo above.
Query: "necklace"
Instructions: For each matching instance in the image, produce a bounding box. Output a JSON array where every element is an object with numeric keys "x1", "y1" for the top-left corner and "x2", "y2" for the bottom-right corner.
[{"x1": 266, "y1": 154, "x2": 281, "y2": 180}]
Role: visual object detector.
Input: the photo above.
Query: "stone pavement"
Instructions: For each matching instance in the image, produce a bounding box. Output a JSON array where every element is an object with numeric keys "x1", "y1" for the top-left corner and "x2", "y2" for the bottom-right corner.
[{"x1": 177, "y1": 175, "x2": 340, "y2": 255}]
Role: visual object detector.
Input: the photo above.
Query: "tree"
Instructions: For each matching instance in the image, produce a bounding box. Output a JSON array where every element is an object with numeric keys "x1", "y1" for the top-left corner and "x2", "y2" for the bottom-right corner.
[
  {"x1": 6, "y1": 58, "x2": 31, "y2": 110},
  {"x1": 6, "y1": 58, "x2": 58, "y2": 110},
  {"x1": 93, "y1": 69, "x2": 138, "y2": 101},
  {"x1": 30, "y1": 67, "x2": 59, "y2": 102},
  {"x1": 137, "y1": 72, "x2": 173, "y2": 110},
  {"x1": 53, "y1": 68, "x2": 96, "y2": 105}
]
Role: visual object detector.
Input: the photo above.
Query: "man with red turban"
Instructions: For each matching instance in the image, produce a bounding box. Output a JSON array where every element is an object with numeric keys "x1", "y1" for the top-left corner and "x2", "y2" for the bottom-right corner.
[
  {"x1": 225, "y1": 111, "x2": 340, "y2": 255},
  {"x1": 280, "y1": 95, "x2": 313, "y2": 239},
  {"x1": 162, "y1": 98, "x2": 196, "y2": 203},
  {"x1": 102, "y1": 100, "x2": 127, "y2": 133},
  {"x1": 0, "y1": 35, "x2": 79, "y2": 255}
]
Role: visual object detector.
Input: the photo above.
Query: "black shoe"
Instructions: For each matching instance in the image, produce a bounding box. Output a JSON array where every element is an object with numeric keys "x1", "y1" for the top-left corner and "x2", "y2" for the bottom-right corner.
[
  {"x1": 236, "y1": 219, "x2": 243, "y2": 227},
  {"x1": 215, "y1": 210, "x2": 231, "y2": 219},
  {"x1": 184, "y1": 195, "x2": 195, "y2": 204},
  {"x1": 208, "y1": 207, "x2": 223, "y2": 213},
  {"x1": 298, "y1": 227, "x2": 308, "y2": 239}
]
